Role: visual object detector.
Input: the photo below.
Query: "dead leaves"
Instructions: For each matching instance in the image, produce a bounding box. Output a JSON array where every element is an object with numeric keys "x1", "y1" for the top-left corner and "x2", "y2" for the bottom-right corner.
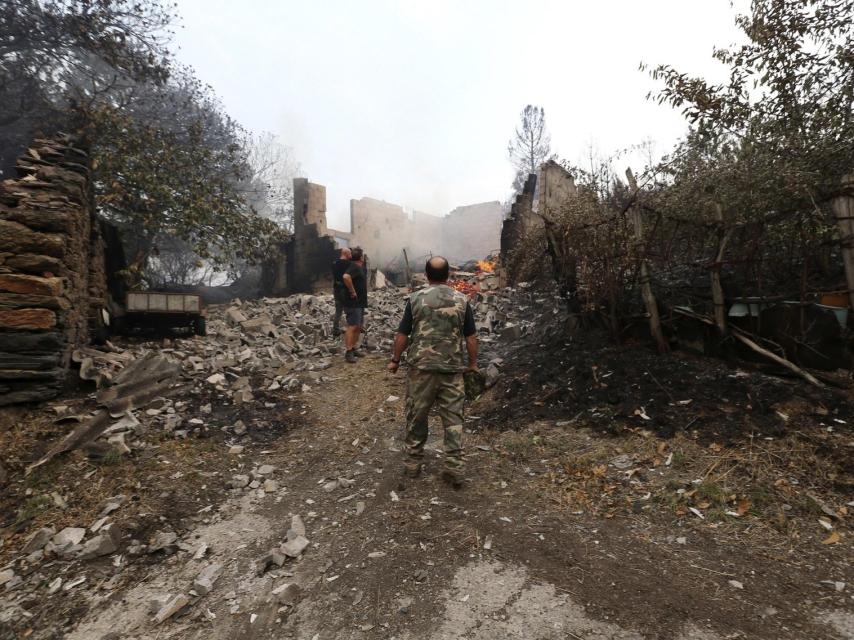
[{"x1": 822, "y1": 531, "x2": 841, "y2": 545}]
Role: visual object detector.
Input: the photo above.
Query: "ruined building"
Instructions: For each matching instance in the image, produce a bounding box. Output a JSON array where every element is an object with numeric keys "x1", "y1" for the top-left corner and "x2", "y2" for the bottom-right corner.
[
  {"x1": 260, "y1": 178, "x2": 339, "y2": 297},
  {"x1": 329, "y1": 195, "x2": 504, "y2": 270},
  {"x1": 262, "y1": 178, "x2": 506, "y2": 295}
]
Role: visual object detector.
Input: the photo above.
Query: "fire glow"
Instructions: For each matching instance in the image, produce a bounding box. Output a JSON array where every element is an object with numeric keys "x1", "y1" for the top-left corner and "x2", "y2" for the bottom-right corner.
[{"x1": 477, "y1": 259, "x2": 496, "y2": 273}]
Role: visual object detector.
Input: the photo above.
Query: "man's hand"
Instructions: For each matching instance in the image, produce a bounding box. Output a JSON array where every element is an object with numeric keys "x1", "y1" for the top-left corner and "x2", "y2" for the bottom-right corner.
[
  {"x1": 387, "y1": 360, "x2": 400, "y2": 373},
  {"x1": 348, "y1": 289, "x2": 357, "y2": 299}
]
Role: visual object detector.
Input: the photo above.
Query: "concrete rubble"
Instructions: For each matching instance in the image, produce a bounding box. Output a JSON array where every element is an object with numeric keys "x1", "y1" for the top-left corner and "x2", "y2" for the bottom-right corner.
[{"x1": 0, "y1": 277, "x2": 539, "y2": 630}]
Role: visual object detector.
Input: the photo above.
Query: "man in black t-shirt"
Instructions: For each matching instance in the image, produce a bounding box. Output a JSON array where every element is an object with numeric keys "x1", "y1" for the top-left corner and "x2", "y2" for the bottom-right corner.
[
  {"x1": 341, "y1": 246, "x2": 368, "y2": 363},
  {"x1": 331, "y1": 247, "x2": 351, "y2": 337}
]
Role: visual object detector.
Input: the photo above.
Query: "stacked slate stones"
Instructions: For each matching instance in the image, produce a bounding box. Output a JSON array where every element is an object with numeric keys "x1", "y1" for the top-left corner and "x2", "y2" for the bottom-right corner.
[{"x1": 0, "y1": 134, "x2": 106, "y2": 405}]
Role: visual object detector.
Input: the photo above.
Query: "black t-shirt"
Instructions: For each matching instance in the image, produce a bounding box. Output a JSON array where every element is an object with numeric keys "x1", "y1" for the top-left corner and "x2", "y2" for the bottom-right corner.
[
  {"x1": 332, "y1": 258, "x2": 349, "y2": 289},
  {"x1": 398, "y1": 300, "x2": 476, "y2": 336},
  {"x1": 343, "y1": 262, "x2": 368, "y2": 308}
]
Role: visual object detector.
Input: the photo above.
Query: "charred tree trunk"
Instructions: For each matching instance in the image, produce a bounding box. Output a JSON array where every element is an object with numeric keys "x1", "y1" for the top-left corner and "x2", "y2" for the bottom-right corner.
[
  {"x1": 710, "y1": 203, "x2": 732, "y2": 335},
  {"x1": 626, "y1": 169, "x2": 668, "y2": 354},
  {"x1": 832, "y1": 173, "x2": 854, "y2": 311}
]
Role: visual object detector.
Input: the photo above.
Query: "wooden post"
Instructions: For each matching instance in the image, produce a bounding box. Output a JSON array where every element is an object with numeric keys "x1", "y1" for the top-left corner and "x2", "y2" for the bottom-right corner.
[
  {"x1": 626, "y1": 169, "x2": 668, "y2": 354},
  {"x1": 832, "y1": 173, "x2": 854, "y2": 311},
  {"x1": 710, "y1": 203, "x2": 733, "y2": 334},
  {"x1": 402, "y1": 249, "x2": 413, "y2": 289}
]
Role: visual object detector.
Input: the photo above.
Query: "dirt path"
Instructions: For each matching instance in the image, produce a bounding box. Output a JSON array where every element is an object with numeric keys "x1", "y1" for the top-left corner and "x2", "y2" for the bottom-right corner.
[{"x1": 64, "y1": 353, "x2": 853, "y2": 640}]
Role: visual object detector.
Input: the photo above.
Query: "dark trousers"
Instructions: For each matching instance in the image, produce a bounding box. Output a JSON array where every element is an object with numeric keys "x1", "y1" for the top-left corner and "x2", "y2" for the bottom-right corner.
[{"x1": 332, "y1": 287, "x2": 345, "y2": 335}]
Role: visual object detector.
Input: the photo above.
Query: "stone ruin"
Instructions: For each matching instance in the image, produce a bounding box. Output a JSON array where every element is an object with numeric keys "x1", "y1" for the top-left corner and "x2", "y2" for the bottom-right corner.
[{"x1": 0, "y1": 134, "x2": 108, "y2": 405}]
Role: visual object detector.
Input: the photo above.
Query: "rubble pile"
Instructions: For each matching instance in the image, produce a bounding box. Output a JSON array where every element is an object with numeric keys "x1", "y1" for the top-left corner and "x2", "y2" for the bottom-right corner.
[{"x1": 0, "y1": 282, "x2": 545, "y2": 627}]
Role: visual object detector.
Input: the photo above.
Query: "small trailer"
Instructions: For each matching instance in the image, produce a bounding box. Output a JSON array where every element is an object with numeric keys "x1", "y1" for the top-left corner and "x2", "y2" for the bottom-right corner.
[{"x1": 113, "y1": 291, "x2": 207, "y2": 336}]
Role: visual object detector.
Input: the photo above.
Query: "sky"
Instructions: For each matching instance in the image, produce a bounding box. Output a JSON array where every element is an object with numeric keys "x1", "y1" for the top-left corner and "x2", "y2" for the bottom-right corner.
[{"x1": 172, "y1": 0, "x2": 748, "y2": 231}]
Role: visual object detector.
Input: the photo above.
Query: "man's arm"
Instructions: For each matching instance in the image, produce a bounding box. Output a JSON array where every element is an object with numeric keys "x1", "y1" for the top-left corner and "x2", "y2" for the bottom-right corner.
[
  {"x1": 388, "y1": 333, "x2": 408, "y2": 373},
  {"x1": 465, "y1": 335, "x2": 478, "y2": 371},
  {"x1": 342, "y1": 273, "x2": 356, "y2": 298},
  {"x1": 388, "y1": 301, "x2": 413, "y2": 373}
]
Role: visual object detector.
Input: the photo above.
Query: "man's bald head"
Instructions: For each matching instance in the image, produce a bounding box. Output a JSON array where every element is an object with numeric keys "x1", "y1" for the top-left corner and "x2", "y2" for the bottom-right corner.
[
  {"x1": 340, "y1": 247, "x2": 352, "y2": 259},
  {"x1": 425, "y1": 256, "x2": 450, "y2": 283}
]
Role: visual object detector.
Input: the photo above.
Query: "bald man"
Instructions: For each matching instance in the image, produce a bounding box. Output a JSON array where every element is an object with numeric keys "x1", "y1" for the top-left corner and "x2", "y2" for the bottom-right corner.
[{"x1": 388, "y1": 256, "x2": 478, "y2": 487}]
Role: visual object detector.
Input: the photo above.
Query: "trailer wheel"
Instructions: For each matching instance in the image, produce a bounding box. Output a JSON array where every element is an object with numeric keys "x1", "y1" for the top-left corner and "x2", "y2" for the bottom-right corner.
[{"x1": 194, "y1": 316, "x2": 207, "y2": 336}]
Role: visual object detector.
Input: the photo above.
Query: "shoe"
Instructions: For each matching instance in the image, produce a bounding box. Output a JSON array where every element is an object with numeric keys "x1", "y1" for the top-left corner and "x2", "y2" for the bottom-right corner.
[
  {"x1": 403, "y1": 462, "x2": 422, "y2": 478},
  {"x1": 345, "y1": 350, "x2": 357, "y2": 363},
  {"x1": 440, "y1": 468, "x2": 464, "y2": 489}
]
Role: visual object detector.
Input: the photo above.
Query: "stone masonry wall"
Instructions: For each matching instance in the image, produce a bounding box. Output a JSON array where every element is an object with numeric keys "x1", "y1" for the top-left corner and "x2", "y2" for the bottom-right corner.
[
  {"x1": 0, "y1": 134, "x2": 105, "y2": 405},
  {"x1": 442, "y1": 201, "x2": 504, "y2": 263}
]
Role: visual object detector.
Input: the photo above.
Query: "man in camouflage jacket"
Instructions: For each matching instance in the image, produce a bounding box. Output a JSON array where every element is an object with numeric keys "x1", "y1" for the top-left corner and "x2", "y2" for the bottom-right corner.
[{"x1": 388, "y1": 256, "x2": 479, "y2": 487}]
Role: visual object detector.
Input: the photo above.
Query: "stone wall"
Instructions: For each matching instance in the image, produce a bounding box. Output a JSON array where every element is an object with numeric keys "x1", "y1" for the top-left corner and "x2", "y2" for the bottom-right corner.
[
  {"x1": 347, "y1": 197, "x2": 443, "y2": 268},
  {"x1": 261, "y1": 178, "x2": 339, "y2": 297},
  {"x1": 0, "y1": 134, "x2": 106, "y2": 405},
  {"x1": 499, "y1": 161, "x2": 579, "y2": 287},
  {"x1": 442, "y1": 201, "x2": 504, "y2": 263},
  {"x1": 340, "y1": 197, "x2": 501, "y2": 269}
]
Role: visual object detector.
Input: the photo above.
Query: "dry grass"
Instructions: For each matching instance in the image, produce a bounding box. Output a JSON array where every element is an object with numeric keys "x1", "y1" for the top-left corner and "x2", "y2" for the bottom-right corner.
[{"x1": 483, "y1": 419, "x2": 850, "y2": 550}]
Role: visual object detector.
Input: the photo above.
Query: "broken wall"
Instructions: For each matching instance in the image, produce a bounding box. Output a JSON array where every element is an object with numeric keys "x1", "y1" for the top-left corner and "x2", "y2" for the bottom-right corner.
[
  {"x1": 0, "y1": 134, "x2": 106, "y2": 405},
  {"x1": 261, "y1": 178, "x2": 339, "y2": 297},
  {"x1": 348, "y1": 197, "x2": 443, "y2": 269},
  {"x1": 443, "y1": 201, "x2": 504, "y2": 263}
]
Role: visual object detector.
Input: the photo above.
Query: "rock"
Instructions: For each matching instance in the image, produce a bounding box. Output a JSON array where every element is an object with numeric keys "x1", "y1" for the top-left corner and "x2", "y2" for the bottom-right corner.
[
  {"x1": 193, "y1": 563, "x2": 224, "y2": 595},
  {"x1": 0, "y1": 569, "x2": 15, "y2": 587},
  {"x1": 149, "y1": 531, "x2": 178, "y2": 553},
  {"x1": 728, "y1": 580, "x2": 744, "y2": 590},
  {"x1": 47, "y1": 577, "x2": 62, "y2": 594},
  {"x1": 272, "y1": 582, "x2": 301, "y2": 604},
  {"x1": 206, "y1": 373, "x2": 226, "y2": 385},
  {"x1": 290, "y1": 515, "x2": 306, "y2": 537},
  {"x1": 230, "y1": 475, "x2": 250, "y2": 489},
  {"x1": 485, "y1": 363, "x2": 501, "y2": 387},
  {"x1": 241, "y1": 317, "x2": 277, "y2": 336},
  {"x1": 500, "y1": 324, "x2": 521, "y2": 341},
  {"x1": 323, "y1": 480, "x2": 339, "y2": 492},
  {"x1": 281, "y1": 535, "x2": 309, "y2": 558},
  {"x1": 233, "y1": 388, "x2": 254, "y2": 404},
  {"x1": 257, "y1": 464, "x2": 275, "y2": 475},
  {"x1": 258, "y1": 550, "x2": 286, "y2": 575},
  {"x1": 355, "y1": 501, "x2": 366, "y2": 516},
  {"x1": 263, "y1": 479, "x2": 279, "y2": 492},
  {"x1": 225, "y1": 307, "x2": 247, "y2": 324},
  {"x1": 337, "y1": 477, "x2": 354, "y2": 488},
  {"x1": 610, "y1": 454, "x2": 633, "y2": 470},
  {"x1": 79, "y1": 523, "x2": 121, "y2": 559},
  {"x1": 153, "y1": 594, "x2": 190, "y2": 624},
  {"x1": 52, "y1": 527, "x2": 86, "y2": 548},
  {"x1": 22, "y1": 526, "x2": 55, "y2": 554},
  {"x1": 233, "y1": 421, "x2": 247, "y2": 436},
  {"x1": 90, "y1": 516, "x2": 109, "y2": 532},
  {"x1": 228, "y1": 445, "x2": 244, "y2": 455}
]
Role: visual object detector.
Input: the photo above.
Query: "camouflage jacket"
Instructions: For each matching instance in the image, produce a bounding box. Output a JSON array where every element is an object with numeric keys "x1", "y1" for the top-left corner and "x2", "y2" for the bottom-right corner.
[{"x1": 406, "y1": 285, "x2": 469, "y2": 373}]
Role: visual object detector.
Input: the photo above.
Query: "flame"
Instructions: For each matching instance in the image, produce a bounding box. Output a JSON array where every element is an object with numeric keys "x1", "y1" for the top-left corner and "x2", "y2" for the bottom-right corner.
[
  {"x1": 477, "y1": 259, "x2": 496, "y2": 273},
  {"x1": 448, "y1": 279, "x2": 479, "y2": 298}
]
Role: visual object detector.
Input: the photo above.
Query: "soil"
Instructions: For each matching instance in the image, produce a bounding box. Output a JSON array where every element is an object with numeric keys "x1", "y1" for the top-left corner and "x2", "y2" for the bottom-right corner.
[{"x1": 1, "y1": 334, "x2": 852, "y2": 639}]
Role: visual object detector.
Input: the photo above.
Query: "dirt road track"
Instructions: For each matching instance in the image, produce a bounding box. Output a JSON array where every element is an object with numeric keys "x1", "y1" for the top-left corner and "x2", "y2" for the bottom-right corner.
[{"x1": 66, "y1": 354, "x2": 854, "y2": 640}]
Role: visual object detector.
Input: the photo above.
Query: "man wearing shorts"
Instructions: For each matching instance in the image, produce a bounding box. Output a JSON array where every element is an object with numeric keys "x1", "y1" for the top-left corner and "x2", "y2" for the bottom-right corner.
[{"x1": 341, "y1": 246, "x2": 367, "y2": 363}]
